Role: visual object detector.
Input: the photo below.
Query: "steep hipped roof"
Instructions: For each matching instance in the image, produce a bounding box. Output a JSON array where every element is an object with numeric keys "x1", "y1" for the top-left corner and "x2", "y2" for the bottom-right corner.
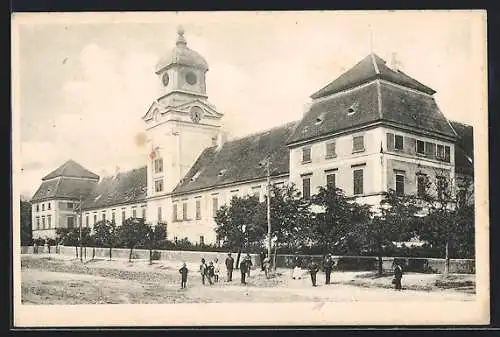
[
  {"x1": 81, "y1": 166, "x2": 147, "y2": 210},
  {"x1": 172, "y1": 122, "x2": 297, "y2": 195},
  {"x1": 450, "y1": 121, "x2": 474, "y2": 175},
  {"x1": 311, "y1": 53, "x2": 436, "y2": 99},
  {"x1": 42, "y1": 160, "x2": 99, "y2": 181},
  {"x1": 288, "y1": 79, "x2": 456, "y2": 145},
  {"x1": 31, "y1": 177, "x2": 97, "y2": 202}
]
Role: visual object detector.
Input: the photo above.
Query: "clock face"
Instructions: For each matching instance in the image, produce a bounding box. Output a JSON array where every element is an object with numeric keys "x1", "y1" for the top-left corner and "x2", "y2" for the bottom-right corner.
[
  {"x1": 162, "y1": 73, "x2": 169, "y2": 87},
  {"x1": 190, "y1": 106, "x2": 203, "y2": 123},
  {"x1": 185, "y1": 71, "x2": 197, "y2": 85}
]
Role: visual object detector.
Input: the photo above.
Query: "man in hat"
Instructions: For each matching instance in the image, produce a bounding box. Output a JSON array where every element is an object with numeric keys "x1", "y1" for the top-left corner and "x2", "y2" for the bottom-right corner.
[
  {"x1": 323, "y1": 253, "x2": 335, "y2": 285},
  {"x1": 240, "y1": 255, "x2": 248, "y2": 285},
  {"x1": 393, "y1": 261, "x2": 404, "y2": 291},
  {"x1": 308, "y1": 260, "x2": 320, "y2": 287},
  {"x1": 179, "y1": 262, "x2": 188, "y2": 289},
  {"x1": 225, "y1": 252, "x2": 234, "y2": 282}
]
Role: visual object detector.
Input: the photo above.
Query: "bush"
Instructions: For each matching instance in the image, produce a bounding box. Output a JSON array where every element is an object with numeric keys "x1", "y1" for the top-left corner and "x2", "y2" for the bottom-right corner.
[{"x1": 336, "y1": 257, "x2": 378, "y2": 271}]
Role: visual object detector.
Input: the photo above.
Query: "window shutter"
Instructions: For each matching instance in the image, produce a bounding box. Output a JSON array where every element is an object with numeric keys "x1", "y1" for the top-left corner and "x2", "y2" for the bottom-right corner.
[{"x1": 386, "y1": 133, "x2": 394, "y2": 151}]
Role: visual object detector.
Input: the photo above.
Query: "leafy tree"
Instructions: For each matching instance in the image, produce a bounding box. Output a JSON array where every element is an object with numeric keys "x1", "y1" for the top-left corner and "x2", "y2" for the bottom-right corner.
[
  {"x1": 55, "y1": 227, "x2": 91, "y2": 260},
  {"x1": 144, "y1": 223, "x2": 167, "y2": 264},
  {"x1": 93, "y1": 220, "x2": 118, "y2": 260},
  {"x1": 214, "y1": 195, "x2": 266, "y2": 268},
  {"x1": 358, "y1": 189, "x2": 421, "y2": 275},
  {"x1": 117, "y1": 217, "x2": 150, "y2": 262},
  {"x1": 20, "y1": 200, "x2": 32, "y2": 245},
  {"x1": 310, "y1": 186, "x2": 371, "y2": 256}
]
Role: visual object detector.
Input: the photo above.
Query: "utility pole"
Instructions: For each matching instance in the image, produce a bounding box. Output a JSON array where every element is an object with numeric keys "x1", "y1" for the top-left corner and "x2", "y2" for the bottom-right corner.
[
  {"x1": 79, "y1": 195, "x2": 83, "y2": 263},
  {"x1": 266, "y1": 159, "x2": 272, "y2": 263}
]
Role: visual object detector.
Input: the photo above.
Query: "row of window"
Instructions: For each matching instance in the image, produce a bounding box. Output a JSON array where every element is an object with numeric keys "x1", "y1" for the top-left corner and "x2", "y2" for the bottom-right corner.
[
  {"x1": 35, "y1": 215, "x2": 52, "y2": 230},
  {"x1": 84, "y1": 207, "x2": 147, "y2": 226},
  {"x1": 388, "y1": 133, "x2": 451, "y2": 162},
  {"x1": 35, "y1": 202, "x2": 52, "y2": 212},
  {"x1": 301, "y1": 135, "x2": 365, "y2": 163},
  {"x1": 301, "y1": 169, "x2": 363, "y2": 198}
]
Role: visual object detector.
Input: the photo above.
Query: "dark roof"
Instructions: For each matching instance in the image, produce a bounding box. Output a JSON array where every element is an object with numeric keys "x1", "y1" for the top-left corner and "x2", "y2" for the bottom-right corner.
[
  {"x1": 172, "y1": 122, "x2": 298, "y2": 195},
  {"x1": 42, "y1": 160, "x2": 99, "y2": 181},
  {"x1": 450, "y1": 121, "x2": 474, "y2": 175},
  {"x1": 311, "y1": 53, "x2": 436, "y2": 99},
  {"x1": 31, "y1": 177, "x2": 97, "y2": 202},
  {"x1": 81, "y1": 166, "x2": 147, "y2": 210},
  {"x1": 288, "y1": 81, "x2": 456, "y2": 145}
]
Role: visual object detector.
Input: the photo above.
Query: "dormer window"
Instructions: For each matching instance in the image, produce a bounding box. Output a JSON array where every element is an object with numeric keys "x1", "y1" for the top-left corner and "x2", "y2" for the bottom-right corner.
[
  {"x1": 347, "y1": 102, "x2": 359, "y2": 115},
  {"x1": 191, "y1": 171, "x2": 201, "y2": 182},
  {"x1": 314, "y1": 112, "x2": 326, "y2": 125},
  {"x1": 218, "y1": 169, "x2": 227, "y2": 177}
]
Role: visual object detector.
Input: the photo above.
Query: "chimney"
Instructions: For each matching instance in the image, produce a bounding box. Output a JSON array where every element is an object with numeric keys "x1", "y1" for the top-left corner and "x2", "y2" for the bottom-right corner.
[
  {"x1": 389, "y1": 52, "x2": 400, "y2": 72},
  {"x1": 216, "y1": 131, "x2": 228, "y2": 150}
]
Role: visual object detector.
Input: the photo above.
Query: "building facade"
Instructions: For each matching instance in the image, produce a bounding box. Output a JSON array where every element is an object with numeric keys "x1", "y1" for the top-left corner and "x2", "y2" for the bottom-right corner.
[{"x1": 31, "y1": 28, "x2": 474, "y2": 243}]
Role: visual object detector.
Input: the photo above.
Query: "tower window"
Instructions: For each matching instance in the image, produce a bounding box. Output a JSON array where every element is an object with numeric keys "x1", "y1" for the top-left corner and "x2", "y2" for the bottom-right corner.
[
  {"x1": 185, "y1": 71, "x2": 197, "y2": 85},
  {"x1": 155, "y1": 179, "x2": 164, "y2": 192},
  {"x1": 154, "y1": 158, "x2": 163, "y2": 173}
]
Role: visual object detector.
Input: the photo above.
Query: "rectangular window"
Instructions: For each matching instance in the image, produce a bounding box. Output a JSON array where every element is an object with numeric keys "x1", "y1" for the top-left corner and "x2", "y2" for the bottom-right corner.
[
  {"x1": 173, "y1": 204, "x2": 178, "y2": 221},
  {"x1": 102, "y1": 213, "x2": 106, "y2": 221},
  {"x1": 200, "y1": 236, "x2": 205, "y2": 246},
  {"x1": 353, "y1": 135, "x2": 365, "y2": 152},
  {"x1": 142, "y1": 208, "x2": 146, "y2": 219},
  {"x1": 121, "y1": 210, "x2": 126, "y2": 223},
  {"x1": 444, "y1": 146, "x2": 451, "y2": 163},
  {"x1": 42, "y1": 204, "x2": 45, "y2": 211},
  {"x1": 132, "y1": 208, "x2": 137, "y2": 218},
  {"x1": 157, "y1": 206, "x2": 162, "y2": 222},
  {"x1": 47, "y1": 215, "x2": 52, "y2": 229},
  {"x1": 154, "y1": 179, "x2": 164, "y2": 193},
  {"x1": 436, "y1": 144, "x2": 445, "y2": 159},
  {"x1": 42, "y1": 216, "x2": 46, "y2": 229},
  {"x1": 195, "y1": 200, "x2": 201, "y2": 220},
  {"x1": 326, "y1": 173, "x2": 336, "y2": 189},
  {"x1": 302, "y1": 177, "x2": 311, "y2": 199},
  {"x1": 182, "y1": 203, "x2": 188, "y2": 220},
  {"x1": 112, "y1": 212, "x2": 116, "y2": 223},
  {"x1": 48, "y1": 202, "x2": 51, "y2": 210},
  {"x1": 94, "y1": 214, "x2": 97, "y2": 224},
  {"x1": 36, "y1": 217, "x2": 40, "y2": 230},
  {"x1": 302, "y1": 147, "x2": 311, "y2": 163},
  {"x1": 67, "y1": 202, "x2": 74, "y2": 209},
  {"x1": 67, "y1": 216, "x2": 75, "y2": 229},
  {"x1": 437, "y1": 176, "x2": 447, "y2": 199},
  {"x1": 154, "y1": 158, "x2": 163, "y2": 173},
  {"x1": 212, "y1": 197, "x2": 218, "y2": 216},
  {"x1": 36, "y1": 204, "x2": 39, "y2": 212},
  {"x1": 395, "y1": 174, "x2": 405, "y2": 195},
  {"x1": 86, "y1": 215, "x2": 89, "y2": 227},
  {"x1": 353, "y1": 169, "x2": 364, "y2": 195},
  {"x1": 417, "y1": 175, "x2": 427, "y2": 197},
  {"x1": 394, "y1": 135, "x2": 404, "y2": 150},
  {"x1": 326, "y1": 142, "x2": 336, "y2": 158},
  {"x1": 416, "y1": 140, "x2": 425, "y2": 155}
]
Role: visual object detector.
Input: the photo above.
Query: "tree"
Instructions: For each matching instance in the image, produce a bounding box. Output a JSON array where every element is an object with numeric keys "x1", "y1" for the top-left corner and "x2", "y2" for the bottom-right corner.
[
  {"x1": 117, "y1": 217, "x2": 149, "y2": 262},
  {"x1": 20, "y1": 200, "x2": 33, "y2": 245},
  {"x1": 93, "y1": 220, "x2": 118, "y2": 260},
  {"x1": 310, "y1": 186, "x2": 371, "y2": 256},
  {"x1": 56, "y1": 227, "x2": 80, "y2": 258},
  {"x1": 214, "y1": 195, "x2": 266, "y2": 268},
  {"x1": 260, "y1": 183, "x2": 312, "y2": 267},
  {"x1": 144, "y1": 223, "x2": 167, "y2": 264},
  {"x1": 415, "y1": 173, "x2": 475, "y2": 274},
  {"x1": 358, "y1": 189, "x2": 421, "y2": 275}
]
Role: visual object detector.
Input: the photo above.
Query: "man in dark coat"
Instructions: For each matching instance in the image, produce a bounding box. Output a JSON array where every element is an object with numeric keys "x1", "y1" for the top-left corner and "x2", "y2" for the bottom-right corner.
[
  {"x1": 240, "y1": 256, "x2": 248, "y2": 285},
  {"x1": 179, "y1": 262, "x2": 188, "y2": 289},
  {"x1": 309, "y1": 261, "x2": 320, "y2": 287},
  {"x1": 323, "y1": 254, "x2": 335, "y2": 285},
  {"x1": 225, "y1": 252, "x2": 234, "y2": 282},
  {"x1": 393, "y1": 261, "x2": 403, "y2": 291},
  {"x1": 259, "y1": 250, "x2": 266, "y2": 271}
]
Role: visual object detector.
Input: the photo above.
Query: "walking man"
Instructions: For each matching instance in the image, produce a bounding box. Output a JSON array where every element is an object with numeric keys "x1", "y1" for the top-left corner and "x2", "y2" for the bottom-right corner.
[
  {"x1": 309, "y1": 260, "x2": 319, "y2": 287},
  {"x1": 393, "y1": 261, "x2": 404, "y2": 291},
  {"x1": 323, "y1": 253, "x2": 334, "y2": 285},
  {"x1": 225, "y1": 252, "x2": 234, "y2": 282}
]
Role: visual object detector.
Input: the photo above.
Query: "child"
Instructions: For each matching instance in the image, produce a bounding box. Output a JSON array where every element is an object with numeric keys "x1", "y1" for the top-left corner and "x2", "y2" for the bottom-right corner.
[
  {"x1": 179, "y1": 262, "x2": 188, "y2": 289},
  {"x1": 200, "y1": 258, "x2": 207, "y2": 285},
  {"x1": 206, "y1": 261, "x2": 215, "y2": 285},
  {"x1": 309, "y1": 261, "x2": 319, "y2": 287},
  {"x1": 214, "y1": 258, "x2": 220, "y2": 283}
]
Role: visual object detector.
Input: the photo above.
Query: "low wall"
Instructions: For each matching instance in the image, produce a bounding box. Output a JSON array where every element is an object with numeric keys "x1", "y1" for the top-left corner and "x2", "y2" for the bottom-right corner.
[{"x1": 21, "y1": 246, "x2": 475, "y2": 274}]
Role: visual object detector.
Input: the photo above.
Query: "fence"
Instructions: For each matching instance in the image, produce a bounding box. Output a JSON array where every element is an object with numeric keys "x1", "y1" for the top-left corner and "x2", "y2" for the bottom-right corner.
[{"x1": 21, "y1": 246, "x2": 475, "y2": 274}]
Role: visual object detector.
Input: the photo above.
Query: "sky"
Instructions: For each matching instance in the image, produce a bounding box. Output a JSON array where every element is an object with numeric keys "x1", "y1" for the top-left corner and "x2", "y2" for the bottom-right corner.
[{"x1": 12, "y1": 11, "x2": 487, "y2": 198}]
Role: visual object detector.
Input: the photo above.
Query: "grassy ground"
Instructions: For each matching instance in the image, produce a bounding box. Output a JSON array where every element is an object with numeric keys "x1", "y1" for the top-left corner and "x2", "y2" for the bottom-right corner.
[{"x1": 20, "y1": 254, "x2": 475, "y2": 305}]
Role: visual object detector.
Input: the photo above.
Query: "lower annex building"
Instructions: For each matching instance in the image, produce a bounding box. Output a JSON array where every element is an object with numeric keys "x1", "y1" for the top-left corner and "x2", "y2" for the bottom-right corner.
[{"x1": 31, "y1": 28, "x2": 474, "y2": 244}]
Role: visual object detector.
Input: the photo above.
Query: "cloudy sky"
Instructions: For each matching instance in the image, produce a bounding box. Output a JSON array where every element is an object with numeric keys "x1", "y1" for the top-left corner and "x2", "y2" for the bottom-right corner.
[{"x1": 12, "y1": 11, "x2": 486, "y2": 198}]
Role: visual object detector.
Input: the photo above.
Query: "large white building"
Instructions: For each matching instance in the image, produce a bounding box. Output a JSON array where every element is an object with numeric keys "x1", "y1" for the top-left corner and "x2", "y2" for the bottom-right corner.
[{"x1": 31, "y1": 28, "x2": 474, "y2": 243}]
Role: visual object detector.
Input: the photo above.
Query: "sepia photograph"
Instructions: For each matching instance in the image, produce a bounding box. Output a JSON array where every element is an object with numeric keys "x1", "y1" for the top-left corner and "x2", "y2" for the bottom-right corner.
[{"x1": 11, "y1": 10, "x2": 489, "y2": 326}]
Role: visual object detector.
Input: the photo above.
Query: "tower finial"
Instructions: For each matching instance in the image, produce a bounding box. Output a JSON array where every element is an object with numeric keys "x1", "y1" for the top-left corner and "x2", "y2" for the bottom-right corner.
[
  {"x1": 369, "y1": 24, "x2": 374, "y2": 54},
  {"x1": 176, "y1": 25, "x2": 187, "y2": 46}
]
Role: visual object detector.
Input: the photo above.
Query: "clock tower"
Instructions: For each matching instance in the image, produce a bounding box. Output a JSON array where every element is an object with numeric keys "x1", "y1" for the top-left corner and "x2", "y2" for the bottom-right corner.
[{"x1": 142, "y1": 26, "x2": 224, "y2": 206}]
